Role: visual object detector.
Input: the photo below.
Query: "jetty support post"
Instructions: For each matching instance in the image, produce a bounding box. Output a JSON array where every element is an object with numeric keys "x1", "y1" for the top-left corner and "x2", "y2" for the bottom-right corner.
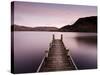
[
  {"x1": 61, "y1": 34, "x2": 63, "y2": 41},
  {"x1": 49, "y1": 43, "x2": 52, "y2": 49},
  {"x1": 52, "y1": 34, "x2": 55, "y2": 41}
]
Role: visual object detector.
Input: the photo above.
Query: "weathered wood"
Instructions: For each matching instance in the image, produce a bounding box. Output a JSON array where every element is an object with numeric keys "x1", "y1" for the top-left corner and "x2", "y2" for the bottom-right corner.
[
  {"x1": 61, "y1": 34, "x2": 63, "y2": 41},
  {"x1": 52, "y1": 34, "x2": 55, "y2": 41},
  {"x1": 37, "y1": 34, "x2": 77, "y2": 72}
]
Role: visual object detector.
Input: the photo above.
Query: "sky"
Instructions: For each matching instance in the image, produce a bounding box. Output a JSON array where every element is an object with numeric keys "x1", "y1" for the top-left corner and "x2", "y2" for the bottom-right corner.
[{"x1": 13, "y1": 1, "x2": 97, "y2": 28}]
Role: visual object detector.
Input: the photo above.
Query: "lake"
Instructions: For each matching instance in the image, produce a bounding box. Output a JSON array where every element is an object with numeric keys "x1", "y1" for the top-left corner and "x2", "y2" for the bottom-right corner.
[{"x1": 12, "y1": 31, "x2": 97, "y2": 73}]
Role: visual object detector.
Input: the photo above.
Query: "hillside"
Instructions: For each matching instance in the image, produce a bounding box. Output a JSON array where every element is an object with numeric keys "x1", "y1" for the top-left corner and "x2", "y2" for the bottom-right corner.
[
  {"x1": 59, "y1": 16, "x2": 97, "y2": 32},
  {"x1": 11, "y1": 25, "x2": 58, "y2": 31},
  {"x1": 11, "y1": 16, "x2": 97, "y2": 32}
]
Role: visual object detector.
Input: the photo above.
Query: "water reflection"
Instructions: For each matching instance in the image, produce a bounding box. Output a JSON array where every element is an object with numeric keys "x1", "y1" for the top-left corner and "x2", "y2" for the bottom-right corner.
[
  {"x1": 75, "y1": 36, "x2": 97, "y2": 45},
  {"x1": 62, "y1": 33, "x2": 97, "y2": 69},
  {"x1": 13, "y1": 32, "x2": 97, "y2": 73}
]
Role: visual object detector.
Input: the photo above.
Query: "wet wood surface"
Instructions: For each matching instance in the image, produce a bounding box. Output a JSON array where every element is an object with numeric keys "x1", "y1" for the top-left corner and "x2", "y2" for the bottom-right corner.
[{"x1": 38, "y1": 35, "x2": 77, "y2": 72}]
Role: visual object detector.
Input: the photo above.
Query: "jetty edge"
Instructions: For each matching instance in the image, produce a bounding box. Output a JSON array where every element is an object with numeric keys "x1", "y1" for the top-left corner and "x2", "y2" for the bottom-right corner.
[{"x1": 37, "y1": 34, "x2": 78, "y2": 72}]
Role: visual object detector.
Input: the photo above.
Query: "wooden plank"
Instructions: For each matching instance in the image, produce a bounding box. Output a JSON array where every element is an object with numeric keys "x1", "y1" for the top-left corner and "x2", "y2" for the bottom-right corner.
[{"x1": 37, "y1": 35, "x2": 77, "y2": 72}]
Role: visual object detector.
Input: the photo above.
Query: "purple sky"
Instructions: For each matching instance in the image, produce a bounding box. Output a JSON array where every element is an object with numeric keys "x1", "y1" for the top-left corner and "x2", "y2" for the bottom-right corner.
[{"x1": 14, "y1": 1, "x2": 97, "y2": 28}]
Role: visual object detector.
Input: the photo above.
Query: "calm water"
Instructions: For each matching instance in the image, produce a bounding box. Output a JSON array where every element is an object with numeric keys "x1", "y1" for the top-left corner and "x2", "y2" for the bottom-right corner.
[{"x1": 12, "y1": 32, "x2": 97, "y2": 73}]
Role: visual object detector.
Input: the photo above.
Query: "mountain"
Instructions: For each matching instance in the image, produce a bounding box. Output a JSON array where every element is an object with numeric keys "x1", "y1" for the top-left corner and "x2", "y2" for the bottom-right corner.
[
  {"x1": 11, "y1": 16, "x2": 97, "y2": 32},
  {"x1": 59, "y1": 16, "x2": 97, "y2": 32},
  {"x1": 11, "y1": 25, "x2": 33, "y2": 31},
  {"x1": 31, "y1": 27, "x2": 58, "y2": 31},
  {"x1": 11, "y1": 25, "x2": 58, "y2": 31}
]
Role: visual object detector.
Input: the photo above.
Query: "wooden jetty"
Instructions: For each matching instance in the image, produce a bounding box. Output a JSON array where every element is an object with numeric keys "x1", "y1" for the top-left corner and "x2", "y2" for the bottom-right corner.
[{"x1": 37, "y1": 34, "x2": 77, "y2": 72}]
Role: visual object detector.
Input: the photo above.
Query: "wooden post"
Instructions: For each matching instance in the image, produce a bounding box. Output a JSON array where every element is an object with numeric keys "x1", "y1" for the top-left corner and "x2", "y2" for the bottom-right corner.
[
  {"x1": 50, "y1": 43, "x2": 52, "y2": 48},
  {"x1": 61, "y1": 34, "x2": 63, "y2": 41},
  {"x1": 52, "y1": 34, "x2": 55, "y2": 41}
]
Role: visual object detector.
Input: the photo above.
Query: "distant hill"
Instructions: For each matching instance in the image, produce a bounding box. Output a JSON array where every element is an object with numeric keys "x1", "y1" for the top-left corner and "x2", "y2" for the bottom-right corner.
[
  {"x1": 11, "y1": 25, "x2": 58, "y2": 31},
  {"x1": 11, "y1": 25, "x2": 33, "y2": 31},
  {"x1": 59, "y1": 16, "x2": 97, "y2": 32},
  {"x1": 31, "y1": 27, "x2": 58, "y2": 31},
  {"x1": 12, "y1": 16, "x2": 97, "y2": 32}
]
